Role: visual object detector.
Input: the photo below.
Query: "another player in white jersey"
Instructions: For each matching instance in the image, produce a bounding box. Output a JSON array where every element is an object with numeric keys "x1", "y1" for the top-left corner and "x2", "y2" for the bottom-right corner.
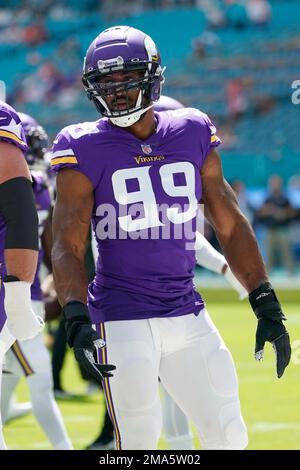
[
  {"x1": 1, "y1": 112, "x2": 73, "y2": 450},
  {"x1": 0, "y1": 101, "x2": 43, "y2": 449}
]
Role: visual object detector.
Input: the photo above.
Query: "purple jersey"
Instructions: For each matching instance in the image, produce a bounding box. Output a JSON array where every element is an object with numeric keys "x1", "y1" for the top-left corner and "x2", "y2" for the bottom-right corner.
[
  {"x1": 51, "y1": 108, "x2": 221, "y2": 324},
  {"x1": 0, "y1": 102, "x2": 28, "y2": 331},
  {"x1": 31, "y1": 171, "x2": 51, "y2": 301}
]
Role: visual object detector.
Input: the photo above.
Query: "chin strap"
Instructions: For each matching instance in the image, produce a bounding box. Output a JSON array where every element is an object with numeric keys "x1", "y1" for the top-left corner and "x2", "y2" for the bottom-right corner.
[
  {"x1": 110, "y1": 103, "x2": 153, "y2": 127},
  {"x1": 95, "y1": 86, "x2": 154, "y2": 128}
]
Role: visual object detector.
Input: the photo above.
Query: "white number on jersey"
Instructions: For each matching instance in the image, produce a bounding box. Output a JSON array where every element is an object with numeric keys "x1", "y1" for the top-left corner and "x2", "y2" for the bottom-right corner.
[
  {"x1": 111, "y1": 162, "x2": 198, "y2": 232},
  {"x1": 67, "y1": 122, "x2": 99, "y2": 140}
]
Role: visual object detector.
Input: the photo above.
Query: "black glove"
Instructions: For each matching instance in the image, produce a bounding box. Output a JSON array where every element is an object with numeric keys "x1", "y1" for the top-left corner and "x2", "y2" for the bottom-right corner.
[
  {"x1": 249, "y1": 282, "x2": 291, "y2": 378},
  {"x1": 63, "y1": 301, "x2": 116, "y2": 384}
]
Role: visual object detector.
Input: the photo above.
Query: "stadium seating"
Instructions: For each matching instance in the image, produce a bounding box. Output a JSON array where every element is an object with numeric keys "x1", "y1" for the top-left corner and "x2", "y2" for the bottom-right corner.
[{"x1": 1, "y1": 0, "x2": 299, "y2": 185}]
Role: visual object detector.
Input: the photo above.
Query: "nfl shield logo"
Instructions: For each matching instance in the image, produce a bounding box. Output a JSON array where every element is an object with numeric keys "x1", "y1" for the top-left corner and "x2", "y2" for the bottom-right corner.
[{"x1": 141, "y1": 144, "x2": 152, "y2": 154}]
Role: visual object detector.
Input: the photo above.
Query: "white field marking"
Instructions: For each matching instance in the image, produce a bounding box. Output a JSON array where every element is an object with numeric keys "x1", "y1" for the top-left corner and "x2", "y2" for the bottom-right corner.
[{"x1": 251, "y1": 422, "x2": 300, "y2": 432}]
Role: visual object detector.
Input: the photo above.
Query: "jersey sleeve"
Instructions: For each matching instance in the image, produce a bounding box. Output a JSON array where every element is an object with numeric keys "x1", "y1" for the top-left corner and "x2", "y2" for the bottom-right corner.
[
  {"x1": 193, "y1": 109, "x2": 221, "y2": 160},
  {"x1": 50, "y1": 127, "x2": 79, "y2": 171},
  {"x1": 0, "y1": 101, "x2": 28, "y2": 153},
  {"x1": 50, "y1": 123, "x2": 102, "y2": 189}
]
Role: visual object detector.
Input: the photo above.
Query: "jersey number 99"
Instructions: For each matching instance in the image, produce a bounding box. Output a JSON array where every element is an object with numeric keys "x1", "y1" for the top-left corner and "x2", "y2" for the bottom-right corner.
[{"x1": 111, "y1": 162, "x2": 198, "y2": 232}]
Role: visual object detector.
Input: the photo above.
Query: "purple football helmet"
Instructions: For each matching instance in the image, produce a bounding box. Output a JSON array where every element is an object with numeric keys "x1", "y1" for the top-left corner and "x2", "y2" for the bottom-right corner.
[
  {"x1": 19, "y1": 112, "x2": 49, "y2": 170},
  {"x1": 82, "y1": 26, "x2": 165, "y2": 127}
]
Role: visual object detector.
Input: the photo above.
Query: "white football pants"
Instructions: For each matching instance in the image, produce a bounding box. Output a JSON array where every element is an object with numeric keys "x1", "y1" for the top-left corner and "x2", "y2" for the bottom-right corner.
[
  {"x1": 95, "y1": 309, "x2": 248, "y2": 450},
  {"x1": 0, "y1": 322, "x2": 15, "y2": 450},
  {"x1": 161, "y1": 385, "x2": 194, "y2": 450},
  {"x1": 1, "y1": 301, "x2": 72, "y2": 450}
]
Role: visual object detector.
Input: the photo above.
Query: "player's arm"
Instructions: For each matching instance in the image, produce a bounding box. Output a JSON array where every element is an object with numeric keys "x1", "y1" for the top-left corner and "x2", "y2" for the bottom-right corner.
[
  {"x1": 0, "y1": 142, "x2": 38, "y2": 281},
  {"x1": 0, "y1": 141, "x2": 43, "y2": 340},
  {"x1": 52, "y1": 169, "x2": 92, "y2": 305},
  {"x1": 201, "y1": 150, "x2": 266, "y2": 291},
  {"x1": 201, "y1": 149, "x2": 291, "y2": 378},
  {"x1": 52, "y1": 168, "x2": 115, "y2": 383}
]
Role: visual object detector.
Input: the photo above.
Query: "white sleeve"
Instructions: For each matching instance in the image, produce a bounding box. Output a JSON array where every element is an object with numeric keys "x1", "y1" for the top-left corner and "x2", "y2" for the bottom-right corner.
[
  {"x1": 91, "y1": 226, "x2": 98, "y2": 264},
  {"x1": 195, "y1": 232, "x2": 225, "y2": 274},
  {"x1": 195, "y1": 232, "x2": 248, "y2": 300},
  {"x1": 224, "y1": 269, "x2": 248, "y2": 300}
]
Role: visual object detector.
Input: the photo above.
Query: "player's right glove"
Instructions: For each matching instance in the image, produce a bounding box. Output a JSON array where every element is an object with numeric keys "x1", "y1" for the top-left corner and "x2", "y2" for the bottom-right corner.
[
  {"x1": 4, "y1": 276, "x2": 44, "y2": 341},
  {"x1": 63, "y1": 300, "x2": 116, "y2": 384},
  {"x1": 249, "y1": 282, "x2": 291, "y2": 378}
]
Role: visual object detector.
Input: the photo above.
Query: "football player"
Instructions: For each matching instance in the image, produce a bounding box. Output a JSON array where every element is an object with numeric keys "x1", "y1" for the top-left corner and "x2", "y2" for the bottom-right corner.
[
  {"x1": 51, "y1": 26, "x2": 291, "y2": 450},
  {"x1": 1, "y1": 113, "x2": 73, "y2": 450},
  {"x1": 0, "y1": 101, "x2": 43, "y2": 449},
  {"x1": 86, "y1": 95, "x2": 247, "y2": 451}
]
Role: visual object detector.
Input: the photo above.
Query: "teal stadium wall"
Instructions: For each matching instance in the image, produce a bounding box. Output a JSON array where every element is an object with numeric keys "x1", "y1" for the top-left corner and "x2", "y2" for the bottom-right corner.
[{"x1": 1, "y1": 1, "x2": 299, "y2": 186}]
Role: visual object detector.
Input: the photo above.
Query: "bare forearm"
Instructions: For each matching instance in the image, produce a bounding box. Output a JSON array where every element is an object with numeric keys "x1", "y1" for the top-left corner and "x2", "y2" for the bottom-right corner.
[
  {"x1": 5, "y1": 248, "x2": 38, "y2": 283},
  {"x1": 216, "y1": 215, "x2": 267, "y2": 292},
  {"x1": 201, "y1": 150, "x2": 268, "y2": 293},
  {"x1": 52, "y1": 245, "x2": 89, "y2": 306},
  {"x1": 51, "y1": 170, "x2": 94, "y2": 307}
]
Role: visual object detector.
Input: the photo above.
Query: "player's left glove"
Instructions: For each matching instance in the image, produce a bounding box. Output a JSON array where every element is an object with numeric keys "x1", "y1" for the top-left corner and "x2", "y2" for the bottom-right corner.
[
  {"x1": 249, "y1": 282, "x2": 291, "y2": 378},
  {"x1": 63, "y1": 300, "x2": 116, "y2": 384}
]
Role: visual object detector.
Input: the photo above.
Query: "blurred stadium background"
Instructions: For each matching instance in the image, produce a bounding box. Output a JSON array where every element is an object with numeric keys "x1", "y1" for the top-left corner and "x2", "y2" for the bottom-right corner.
[{"x1": 1, "y1": 0, "x2": 300, "y2": 450}]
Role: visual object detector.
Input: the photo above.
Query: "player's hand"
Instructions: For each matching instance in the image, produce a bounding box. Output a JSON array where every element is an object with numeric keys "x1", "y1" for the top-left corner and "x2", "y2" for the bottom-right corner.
[
  {"x1": 255, "y1": 317, "x2": 291, "y2": 378},
  {"x1": 4, "y1": 278, "x2": 44, "y2": 341},
  {"x1": 63, "y1": 301, "x2": 116, "y2": 384},
  {"x1": 249, "y1": 282, "x2": 291, "y2": 378},
  {"x1": 72, "y1": 325, "x2": 115, "y2": 383}
]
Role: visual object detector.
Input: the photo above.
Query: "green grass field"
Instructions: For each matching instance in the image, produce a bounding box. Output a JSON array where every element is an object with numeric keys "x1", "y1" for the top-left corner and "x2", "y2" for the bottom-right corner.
[{"x1": 4, "y1": 289, "x2": 300, "y2": 450}]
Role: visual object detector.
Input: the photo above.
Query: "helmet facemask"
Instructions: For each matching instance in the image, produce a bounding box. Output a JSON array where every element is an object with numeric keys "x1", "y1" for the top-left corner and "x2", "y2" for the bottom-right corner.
[
  {"x1": 25, "y1": 126, "x2": 49, "y2": 171},
  {"x1": 83, "y1": 59, "x2": 165, "y2": 127}
]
